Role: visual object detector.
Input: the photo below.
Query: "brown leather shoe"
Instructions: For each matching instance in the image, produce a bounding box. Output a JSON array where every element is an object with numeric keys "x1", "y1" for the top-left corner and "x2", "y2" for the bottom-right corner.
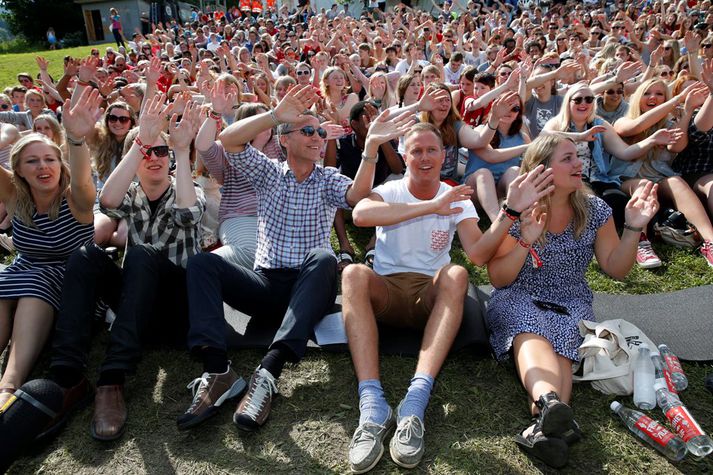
[
  {"x1": 91, "y1": 385, "x2": 126, "y2": 441},
  {"x1": 36, "y1": 377, "x2": 93, "y2": 441}
]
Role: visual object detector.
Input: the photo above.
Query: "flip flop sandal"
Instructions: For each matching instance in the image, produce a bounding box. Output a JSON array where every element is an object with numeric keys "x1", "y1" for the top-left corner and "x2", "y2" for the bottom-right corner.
[
  {"x1": 337, "y1": 250, "x2": 355, "y2": 273},
  {"x1": 364, "y1": 249, "x2": 376, "y2": 269}
]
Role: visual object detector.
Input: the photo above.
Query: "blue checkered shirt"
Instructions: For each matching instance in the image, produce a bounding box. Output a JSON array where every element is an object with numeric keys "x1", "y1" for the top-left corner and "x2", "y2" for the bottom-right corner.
[{"x1": 227, "y1": 144, "x2": 352, "y2": 270}]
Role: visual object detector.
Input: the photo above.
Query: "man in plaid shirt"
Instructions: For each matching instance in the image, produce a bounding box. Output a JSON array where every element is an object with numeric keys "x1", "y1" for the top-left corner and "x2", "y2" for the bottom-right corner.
[
  {"x1": 177, "y1": 85, "x2": 414, "y2": 432},
  {"x1": 44, "y1": 97, "x2": 205, "y2": 442}
]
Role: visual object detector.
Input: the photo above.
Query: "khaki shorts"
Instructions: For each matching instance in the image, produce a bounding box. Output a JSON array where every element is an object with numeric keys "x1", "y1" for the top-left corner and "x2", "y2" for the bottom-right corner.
[{"x1": 374, "y1": 272, "x2": 434, "y2": 330}]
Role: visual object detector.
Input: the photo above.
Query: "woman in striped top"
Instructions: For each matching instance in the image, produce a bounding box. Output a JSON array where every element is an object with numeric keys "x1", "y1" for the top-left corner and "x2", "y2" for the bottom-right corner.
[
  {"x1": 0, "y1": 90, "x2": 97, "y2": 408},
  {"x1": 196, "y1": 83, "x2": 280, "y2": 269}
]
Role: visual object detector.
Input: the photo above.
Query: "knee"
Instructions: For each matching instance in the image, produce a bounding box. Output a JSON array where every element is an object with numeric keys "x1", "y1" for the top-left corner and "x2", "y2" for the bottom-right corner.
[
  {"x1": 187, "y1": 252, "x2": 223, "y2": 277},
  {"x1": 437, "y1": 264, "x2": 469, "y2": 294},
  {"x1": 304, "y1": 249, "x2": 337, "y2": 275},
  {"x1": 342, "y1": 263, "x2": 372, "y2": 290},
  {"x1": 122, "y1": 244, "x2": 160, "y2": 271},
  {"x1": 473, "y1": 168, "x2": 494, "y2": 182},
  {"x1": 67, "y1": 244, "x2": 104, "y2": 269}
]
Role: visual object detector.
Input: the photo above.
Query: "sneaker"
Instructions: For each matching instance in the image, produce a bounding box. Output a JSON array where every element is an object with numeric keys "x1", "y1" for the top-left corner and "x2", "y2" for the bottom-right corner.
[
  {"x1": 561, "y1": 419, "x2": 583, "y2": 445},
  {"x1": 233, "y1": 367, "x2": 278, "y2": 431},
  {"x1": 515, "y1": 418, "x2": 569, "y2": 468},
  {"x1": 389, "y1": 413, "x2": 425, "y2": 469},
  {"x1": 636, "y1": 239, "x2": 662, "y2": 269},
  {"x1": 348, "y1": 410, "x2": 395, "y2": 474},
  {"x1": 700, "y1": 241, "x2": 713, "y2": 268},
  {"x1": 177, "y1": 365, "x2": 246, "y2": 431}
]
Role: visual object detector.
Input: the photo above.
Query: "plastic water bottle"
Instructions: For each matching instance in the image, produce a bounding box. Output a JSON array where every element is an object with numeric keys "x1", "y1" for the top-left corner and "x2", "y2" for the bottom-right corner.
[
  {"x1": 654, "y1": 380, "x2": 713, "y2": 457},
  {"x1": 633, "y1": 344, "x2": 656, "y2": 410},
  {"x1": 651, "y1": 353, "x2": 677, "y2": 396},
  {"x1": 610, "y1": 401, "x2": 687, "y2": 461},
  {"x1": 658, "y1": 344, "x2": 688, "y2": 391}
]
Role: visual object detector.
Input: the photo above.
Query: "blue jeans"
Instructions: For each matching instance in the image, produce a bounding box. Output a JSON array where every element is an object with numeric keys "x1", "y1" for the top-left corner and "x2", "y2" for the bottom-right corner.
[{"x1": 186, "y1": 249, "x2": 337, "y2": 362}]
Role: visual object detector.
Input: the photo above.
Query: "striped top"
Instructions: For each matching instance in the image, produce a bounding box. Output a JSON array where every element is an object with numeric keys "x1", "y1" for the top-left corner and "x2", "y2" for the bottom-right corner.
[{"x1": 199, "y1": 142, "x2": 258, "y2": 222}]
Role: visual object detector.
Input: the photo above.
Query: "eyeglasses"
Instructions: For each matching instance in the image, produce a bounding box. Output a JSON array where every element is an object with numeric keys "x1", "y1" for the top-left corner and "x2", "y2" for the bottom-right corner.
[
  {"x1": 498, "y1": 71, "x2": 511, "y2": 77},
  {"x1": 570, "y1": 96, "x2": 595, "y2": 104},
  {"x1": 444, "y1": 35, "x2": 453, "y2": 38},
  {"x1": 612, "y1": 26, "x2": 624, "y2": 30},
  {"x1": 414, "y1": 69, "x2": 423, "y2": 73},
  {"x1": 556, "y1": 38, "x2": 566, "y2": 42},
  {"x1": 660, "y1": 71, "x2": 672, "y2": 77},
  {"x1": 107, "y1": 114, "x2": 131, "y2": 124},
  {"x1": 285, "y1": 125, "x2": 327, "y2": 138},
  {"x1": 92, "y1": 51, "x2": 100, "y2": 56},
  {"x1": 511, "y1": 105, "x2": 521, "y2": 113},
  {"x1": 605, "y1": 89, "x2": 624, "y2": 95},
  {"x1": 296, "y1": 70, "x2": 310, "y2": 76},
  {"x1": 664, "y1": 46, "x2": 673, "y2": 51},
  {"x1": 703, "y1": 44, "x2": 713, "y2": 49},
  {"x1": 591, "y1": 31, "x2": 602, "y2": 35},
  {"x1": 0, "y1": 104, "x2": 8, "y2": 110},
  {"x1": 146, "y1": 145, "x2": 170, "y2": 158},
  {"x1": 549, "y1": 25, "x2": 558, "y2": 29}
]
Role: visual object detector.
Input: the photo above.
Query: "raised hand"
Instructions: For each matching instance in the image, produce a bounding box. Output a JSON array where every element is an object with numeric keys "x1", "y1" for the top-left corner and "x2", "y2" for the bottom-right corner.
[
  {"x1": 432, "y1": 184, "x2": 474, "y2": 216},
  {"x1": 364, "y1": 108, "x2": 416, "y2": 148},
  {"x1": 701, "y1": 58, "x2": 713, "y2": 92},
  {"x1": 490, "y1": 91, "x2": 521, "y2": 121},
  {"x1": 504, "y1": 68, "x2": 521, "y2": 91},
  {"x1": 520, "y1": 204, "x2": 548, "y2": 244},
  {"x1": 675, "y1": 81, "x2": 704, "y2": 103},
  {"x1": 274, "y1": 84, "x2": 320, "y2": 124},
  {"x1": 624, "y1": 181, "x2": 659, "y2": 229},
  {"x1": 62, "y1": 87, "x2": 104, "y2": 139},
  {"x1": 35, "y1": 56, "x2": 50, "y2": 71},
  {"x1": 684, "y1": 84, "x2": 709, "y2": 112},
  {"x1": 649, "y1": 44, "x2": 665, "y2": 67},
  {"x1": 146, "y1": 56, "x2": 163, "y2": 84},
  {"x1": 138, "y1": 93, "x2": 173, "y2": 144},
  {"x1": 78, "y1": 56, "x2": 99, "y2": 83},
  {"x1": 169, "y1": 101, "x2": 202, "y2": 151},
  {"x1": 418, "y1": 86, "x2": 451, "y2": 112},
  {"x1": 208, "y1": 80, "x2": 237, "y2": 115},
  {"x1": 505, "y1": 165, "x2": 555, "y2": 213},
  {"x1": 320, "y1": 121, "x2": 347, "y2": 140},
  {"x1": 684, "y1": 31, "x2": 700, "y2": 53},
  {"x1": 64, "y1": 58, "x2": 79, "y2": 77},
  {"x1": 574, "y1": 125, "x2": 607, "y2": 142},
  {"x1": 649, "y1": 127, "x2": 685, "y2": 146}
]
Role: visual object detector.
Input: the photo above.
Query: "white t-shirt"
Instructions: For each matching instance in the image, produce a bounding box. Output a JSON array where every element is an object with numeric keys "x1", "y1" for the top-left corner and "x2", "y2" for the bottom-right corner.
[{"x1": 372, "y1": 180, "x2": 478, "y2": 277}]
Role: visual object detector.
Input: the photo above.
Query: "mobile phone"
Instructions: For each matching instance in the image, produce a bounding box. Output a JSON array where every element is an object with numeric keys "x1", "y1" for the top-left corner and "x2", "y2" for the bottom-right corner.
[{"x1": 533, "y1": 300, "x2": 569, "y2": 315}]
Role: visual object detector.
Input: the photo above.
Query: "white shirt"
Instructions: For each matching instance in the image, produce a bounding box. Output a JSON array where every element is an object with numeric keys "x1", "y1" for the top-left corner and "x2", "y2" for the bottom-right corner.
[
  {"x1": 372, "y1": 180, "x2": 478, "y2": 277},
  {"x1": 395, "y1": 58, "x2": 429, "y2": 75}
]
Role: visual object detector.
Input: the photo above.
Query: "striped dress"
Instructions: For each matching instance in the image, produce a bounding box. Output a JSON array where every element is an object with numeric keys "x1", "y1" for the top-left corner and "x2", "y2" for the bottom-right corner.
[{"x1": 0, "y1": 197, "x2": 94, "y2": 310}]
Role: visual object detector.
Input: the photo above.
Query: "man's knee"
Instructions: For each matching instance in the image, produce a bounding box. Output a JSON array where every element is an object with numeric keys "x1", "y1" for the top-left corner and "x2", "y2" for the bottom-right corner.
[
  {"x1": 186, "y1": 252, "x2": 224, "y2": 281},
  {"x1": 123, "y1": 244, "x2": 161, "y2": 270},
  {"x1": 66, "y1": 244, "x2": 108, "y2": 272},
  {"x1": 435, "y1": 264, "x2": 469, "y2": 294},
  {"x1": 303, "y1": 248, "x2": 337, "y2": 276},
  {"x1": 342, "y1": 263, "x2": 373, "y2": 290}
]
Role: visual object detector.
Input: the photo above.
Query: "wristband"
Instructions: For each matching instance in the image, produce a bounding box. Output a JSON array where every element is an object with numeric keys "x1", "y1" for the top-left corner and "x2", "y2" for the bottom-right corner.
[
  {"x1": 487, "y1": 121, "x2": 498, "y2": 131},
  {"x1": 623, "y1": 223, "x2": 643, "y2": 232},
  {"x1": 66, "y1": 135, "x2": 85, "y2": 146},
  {"x1": 208, "y1": 109, "x2": 222, "y2": 120},
  {"x1": 518, "y1": 238, "x2": 543, "y2": 269},
  {"x1": 501, "y1": 202, "x2": 521, "y2": 219},
  {"x1": 76, "y1": 80, "x2": 90, "y2": 87},
  {"x1": 134, "y1": 137, "x2": 152, "y2": 158},
  {"x1": 270, "y1": 109, "x2": 282, "y2": 126},
  {"x1": 361, "y1": 152, "x2": 378, "y2": 164}
]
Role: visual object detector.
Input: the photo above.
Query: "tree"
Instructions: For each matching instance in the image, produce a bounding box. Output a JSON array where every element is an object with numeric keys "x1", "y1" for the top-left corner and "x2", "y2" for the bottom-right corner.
[{"x1": 0, "y1": 0, "x2": 85, "y2": 44}]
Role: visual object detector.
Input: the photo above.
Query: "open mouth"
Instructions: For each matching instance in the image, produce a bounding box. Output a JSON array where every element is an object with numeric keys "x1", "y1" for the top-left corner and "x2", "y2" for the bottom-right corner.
[
  {"x1": 147, "y1": 164, "x2": 162, "y2": 170},
  {"x1": 38, "y1": 174, "x2": 52, "y2": 181}
]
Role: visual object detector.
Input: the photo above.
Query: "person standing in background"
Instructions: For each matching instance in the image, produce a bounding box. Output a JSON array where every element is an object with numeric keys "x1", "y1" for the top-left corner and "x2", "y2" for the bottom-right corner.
[{"x1": 109, "y1": 8, "x2": 126, "y2": 49}]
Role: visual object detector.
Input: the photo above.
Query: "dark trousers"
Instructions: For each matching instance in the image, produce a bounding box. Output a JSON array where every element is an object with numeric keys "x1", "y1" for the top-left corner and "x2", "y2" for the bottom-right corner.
[
  {"x1": 112, "y1": 28, "x2": 125, "y2": 48},
  {"x1": 50, "y1": 244, "x2": 189, "y2": 375},
  {"x1": 591, "y1": 181, "x2": 628, "y2": 230},
  {"x1": 186, "y1": 249, "x2": 338, "y2": 362}
]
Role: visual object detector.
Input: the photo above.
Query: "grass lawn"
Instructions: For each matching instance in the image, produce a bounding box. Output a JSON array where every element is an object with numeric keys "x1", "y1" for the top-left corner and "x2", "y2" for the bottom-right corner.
[
  {"x1": 0, "y1": 43, "x2": 114, "y2": 90},
  {"x1": 2, "y1": 46, "x2": 713, "y2": 474}
]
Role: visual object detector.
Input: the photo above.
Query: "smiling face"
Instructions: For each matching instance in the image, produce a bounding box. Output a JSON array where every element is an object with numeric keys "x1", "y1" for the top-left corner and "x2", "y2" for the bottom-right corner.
[
  {"x1": 568, "y1": 87, "x2": 595, "y2": 122},
  {"x1": 281, "y1": 115, "x2": 324, "y2": 163},
  {"x1": 370, "y1": 76, "x2": 386, "y2": 99},
  {"x1": 548, "y1": 139, "x2": 582, "y2": 191},
  {"x1": 640, "y1": 83, "x2": 667, "y2": 111},
  {"x1": 106, "y1": 106, "x2": 133, "y2": 138},
  {"x1": 136, "y1": 137, "x2": 170, "y2": 185},
  {"x1": 404, "y1": 129, "x2": 445, "y2": 183},
  {"x1": 431, "y1": 90, "x2": 453, "y2": 123},
  {"x1": 16, "y1": 141, "x2": 62, "y2": 193},
  {"x1": 33, "y1": 118, "x2": 54, "y2": 140}
]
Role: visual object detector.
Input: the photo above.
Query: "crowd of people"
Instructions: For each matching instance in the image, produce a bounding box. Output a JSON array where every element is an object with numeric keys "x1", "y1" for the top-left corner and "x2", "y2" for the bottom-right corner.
[{"x1": 1, "y1": 0, "x2": 713, "y2": 470}]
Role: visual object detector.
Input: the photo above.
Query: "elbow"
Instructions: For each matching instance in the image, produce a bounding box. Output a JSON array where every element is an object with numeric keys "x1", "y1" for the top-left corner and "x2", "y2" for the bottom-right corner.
[{"x1": 352, "y1": 206, "x2": 368, "y2": 227}]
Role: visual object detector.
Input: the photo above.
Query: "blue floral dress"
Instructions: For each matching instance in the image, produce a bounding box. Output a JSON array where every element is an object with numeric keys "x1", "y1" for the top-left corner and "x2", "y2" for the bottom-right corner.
[{"x1": 487, "y1": 195, "x2": 612, "y2": 362}]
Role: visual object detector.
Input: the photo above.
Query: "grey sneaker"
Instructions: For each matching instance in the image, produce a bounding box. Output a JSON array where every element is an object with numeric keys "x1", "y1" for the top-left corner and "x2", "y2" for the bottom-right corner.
[
  {"x1": 348, "y1": 410, "x2": 395, "y2": 474},
  {"x1": 389, "y1": 414, "x2": 425, "y2": 469},
  {"x1": 233, "y1": 367, "x2": 278, "y2": 431},
  {"x1": 177, "y1": 365, "x2": 246, "y2": 431}
]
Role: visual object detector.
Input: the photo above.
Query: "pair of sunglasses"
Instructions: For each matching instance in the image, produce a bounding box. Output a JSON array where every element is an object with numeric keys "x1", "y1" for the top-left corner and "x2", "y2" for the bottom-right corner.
[
  {"x1": 145, "y1": 145, "x2": 170, "y2": 158},
  {"x1": 107, "y1": 114, "x2": 131, "y2": 124},
  {"x1": 285, "y1": 125, "x2": 327, "y2": 138},
  {"x1": 605, "y1": 89, "x2": 624, "y2": 95},
  {"x1": 570, "y1": 96, "x2": 595, "y2": 104}
]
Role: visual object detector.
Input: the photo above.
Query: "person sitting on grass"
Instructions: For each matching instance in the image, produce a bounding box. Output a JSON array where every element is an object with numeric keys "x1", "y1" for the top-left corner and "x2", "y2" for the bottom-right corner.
[
  {"x1": 342, "y1": 122, "x2": 554, "y2": 473},
  {"x1": 176, "y1": 85, "x2": 413, "y2": 433},
  {"x1": 485, "y1": 134, "x2": 660, "y2": 469},
  {"x1": 39, "y1": 94, "x2": 205, "y2": 442}
]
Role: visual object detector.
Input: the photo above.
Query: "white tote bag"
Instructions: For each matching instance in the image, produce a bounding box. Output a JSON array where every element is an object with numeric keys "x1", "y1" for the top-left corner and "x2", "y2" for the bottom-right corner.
[{"x1": 572, "y1": 319, "x2": 657, "y2": 396}]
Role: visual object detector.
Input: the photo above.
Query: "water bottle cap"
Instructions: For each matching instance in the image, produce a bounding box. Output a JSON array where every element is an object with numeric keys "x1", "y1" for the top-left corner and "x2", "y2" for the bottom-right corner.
[
  {"x1": 638, "y1": 343, "x2": 649, "y2": 352},
  {"x1": 610, "y1": 401, "x2": 622, "y2": 412},
  {"x1": 654, "y1": 380, "x2": 666, "y2": 392}
]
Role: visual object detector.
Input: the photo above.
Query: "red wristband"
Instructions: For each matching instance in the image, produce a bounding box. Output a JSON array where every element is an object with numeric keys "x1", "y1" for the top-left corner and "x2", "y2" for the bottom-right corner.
[
  {"x1": 518, "y1": 239, "x2": 543, "y2": 269},
  {"x1": 134, "y1": 137, "x2": 151, "y2": 159}
]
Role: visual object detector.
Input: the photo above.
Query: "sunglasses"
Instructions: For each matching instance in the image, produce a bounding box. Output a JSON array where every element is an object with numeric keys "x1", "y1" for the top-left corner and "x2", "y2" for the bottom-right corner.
[
  {"x1": 511, "y1": 105, "x2": 521, "y2": 113},
  {"x1": 414, "y1": 69, "x2": 423, "y2": 73},
  {"x1": 296, "y1": 70, "x2": 310, "y2": 75},
  {"x1": 146, "y1": 145, "x2": 170, "y2": 158},
  {"x1": 703, "y1": 44, "x2": 713, "y2": 49},
  {"x1": 612, "y1": 26, "x2": 624, "y2": 30},
  {"x1": 0, "y1": 104, "x2": 9, "y2": 110},
  {"x1": 286, "y1": 125, "x2": 327, "y2": 138},
  {"x1": 549, "y1": 25, "x2": 558, "y2": 29},
  {"x1": 605, "y1": 89, "x2": 624, "y2": 95},
  {"x1": 570, "y1": 96, "x2": 595, "y2": 104},
  {"x1": 107, "y1": 114, "x2": 131, "y2": 124},
  {"x1": 664, "y1": 46, "x2": 673, "y2": 50},
  {"x1": 660, "y1": 71, "x2": 672, "y2": 77}
]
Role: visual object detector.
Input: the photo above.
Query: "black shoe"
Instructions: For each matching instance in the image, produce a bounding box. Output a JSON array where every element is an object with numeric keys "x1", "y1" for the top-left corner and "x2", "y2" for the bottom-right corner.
[
  {"x1": 536, "y1": 391, "x2": 574, "y2": 438},
  {"x1": 515, "y1": 418, "x2": 569, "y2": 468},
  {"x1": 562, "y1": 419, "x2": 583, "y2": 445}
]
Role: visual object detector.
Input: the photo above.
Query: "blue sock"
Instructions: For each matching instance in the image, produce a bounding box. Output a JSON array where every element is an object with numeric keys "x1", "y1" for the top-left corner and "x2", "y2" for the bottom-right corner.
[
  {"x1": 398, "y1": 373, "x2": 435, "y2": 421},
  {"x1": 358, "y1": 379, "x2": 391, "y2": 426}
]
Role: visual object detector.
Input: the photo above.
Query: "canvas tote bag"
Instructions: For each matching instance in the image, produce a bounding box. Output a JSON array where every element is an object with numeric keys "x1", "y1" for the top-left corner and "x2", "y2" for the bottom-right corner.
[{"x1": 572, "y1": 319, "x2": 657, "y2": 396}]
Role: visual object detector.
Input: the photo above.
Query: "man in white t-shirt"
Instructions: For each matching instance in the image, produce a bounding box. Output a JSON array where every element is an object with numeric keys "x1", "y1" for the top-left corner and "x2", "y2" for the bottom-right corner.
[{"x1": 343, "y1": 122, "x2": 554, "y2": 472}]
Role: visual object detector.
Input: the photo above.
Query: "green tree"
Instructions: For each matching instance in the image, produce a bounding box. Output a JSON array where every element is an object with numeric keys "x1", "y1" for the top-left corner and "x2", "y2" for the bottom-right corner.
[{"x1": 1, "y1": 0, "x2": 85, "y2": 43}]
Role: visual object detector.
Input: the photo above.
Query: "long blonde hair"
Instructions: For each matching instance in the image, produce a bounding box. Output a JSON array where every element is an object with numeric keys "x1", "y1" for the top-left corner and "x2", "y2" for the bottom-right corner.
[
  {"x1": 520, "y1": 134, "x2": 592, "y2": 242},
  {"x1": 320, "y1": 67, "x2": 347, "y2": 99},
  {"x1": 367, "y1": 72, "x2": 396, "y2": 110},
  {"x1": 623, "y1": 78, "x2": 670, "y2": 162},
  {"x1": 419, "y1": 82, "x2": 461, "y2": 147},
  {"x1": 552, "y1": 83, "x2": 597, "y2": 132},
  {"x1": 10, "y1": 134, "x2": 70, "y2": 227}
]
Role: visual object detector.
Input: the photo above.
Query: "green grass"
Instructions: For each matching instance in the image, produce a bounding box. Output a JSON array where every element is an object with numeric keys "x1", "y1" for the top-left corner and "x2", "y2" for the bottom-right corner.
[{"x1": 0, "y1": 43, "x2": 114, "y2": 91}]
